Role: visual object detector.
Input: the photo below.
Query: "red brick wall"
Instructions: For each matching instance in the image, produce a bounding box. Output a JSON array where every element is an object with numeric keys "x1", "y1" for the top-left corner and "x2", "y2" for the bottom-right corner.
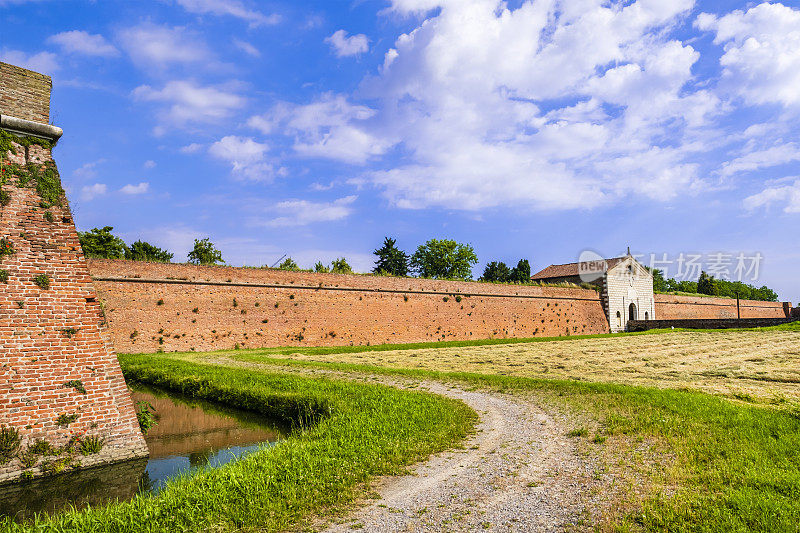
[
  {"x1": 654, "y1": 294, "x2": 787, "y2": 320},
  {"x1": 87, "y1": 259, "x2": 611, "y2": 353},
  {"x1": 0, "y1": 139, "x2": 147, "y2": 484}
]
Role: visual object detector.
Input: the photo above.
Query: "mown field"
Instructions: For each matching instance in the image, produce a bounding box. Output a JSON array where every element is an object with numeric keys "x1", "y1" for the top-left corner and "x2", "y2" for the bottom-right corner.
[{"x1": 229, "y1": 324, "x2": 800, "y2": 403}]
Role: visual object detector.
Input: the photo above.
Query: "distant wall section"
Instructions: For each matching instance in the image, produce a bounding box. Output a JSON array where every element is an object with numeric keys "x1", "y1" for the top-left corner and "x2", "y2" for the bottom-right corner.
[
  {"x1": 654, "y1": 294, "x2": 787, "y2": 320},
  {"x1": 87, "y1": 259, "x2": 610, "y2": 353}
]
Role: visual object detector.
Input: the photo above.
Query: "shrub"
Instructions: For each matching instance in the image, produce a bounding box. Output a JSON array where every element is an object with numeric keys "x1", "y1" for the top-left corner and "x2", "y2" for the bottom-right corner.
[
  {"x1": 28, "y1": 438, "x2": 54, "y2": 456},
  {"x1": 18, "y1": 449, "x2": 38, "y2": 468},
  {"x1": 125, "y1": 240, "x2": 173, "y2": 263},
  {"x1": 44, "y1": 211, "x2": 54, "y2": 223},
  {"x1": 57, "y1": 413, "x2": 80, "y2": 426},
  {"x1": 0, "y1": 238, "x2": 14, "y2": 258},
  {"x1": 314, "y1": 261, "x2": 330, "y2": 273},
  {"x1": 0, "y1": 426, "x2": 21, "y2": 463},
  {"x1": 33, "y1": 273, "x2": 51, "y2": 289},
  {"x1": 78, "y1": 226, "x2": 128, "y2": 259},
  {"x1": 330, "y1": 257, "x2": 353, "y2": 274},
  {"x1": 277, "y1": 257, "x2": 300, "y2": 271},
  {"x1": 64, "y1": 380, "x2": 86, "y2": 394},
  {"x1": 373, "y1": 237, "x2": 409, "y2": 276},
  {"x1": 135, "y1": 401, "x2": 158, "y2": 434},
  {"x1": 187, "y1": 238, "x2": 223, "y2": 265},
  {"x1": 79, "y1": 436, "x2": 105, "y2": 456}
]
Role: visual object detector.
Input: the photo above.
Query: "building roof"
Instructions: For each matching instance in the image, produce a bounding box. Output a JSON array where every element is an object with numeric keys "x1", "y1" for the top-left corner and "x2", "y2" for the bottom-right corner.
[{"x1": 531, "y1": 256, "x2": 627, "y2": 280}]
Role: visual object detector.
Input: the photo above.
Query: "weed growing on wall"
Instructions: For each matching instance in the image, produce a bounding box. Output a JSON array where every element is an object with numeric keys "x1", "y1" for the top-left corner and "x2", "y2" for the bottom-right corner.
[
  {"x1": 135, "y1": 401, "x2": 158, "y2": 434},
  {"x1": 33, "y1": 273, "x2": 51, "y2": 289},
  {"x1": 56, "y1": 413, "x2": 80, "y2": 426},
  {"x1": 64, "y1": 380, "x2": 87, "y2": 394},
  {"x1": 0, "y1": 238, "x2": 14, "y2": 258},
  {"x1": 0, "y1": 189, "x2": 9, "y2": 206},
  {"x1": 0, "y1": 269, "x2": 8, "y2": 283},
  {"x1": 79, "y1": 436, "x2": 105, "y2": 456},
  {"x1": 0, "y1": 427, "x2": 21, "y2": 464}
]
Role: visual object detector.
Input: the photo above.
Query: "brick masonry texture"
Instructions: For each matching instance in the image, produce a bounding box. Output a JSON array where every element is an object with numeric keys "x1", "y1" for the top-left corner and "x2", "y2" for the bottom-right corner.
[
  {"x1": 654, "y1": 293, "x2": 787, "y2": 320},
  {"x1": 87, "y1": 260, "x2": 790, "y2": 354},
  {"x1": 0, "y1": 63, "x2": 52, "y2": 123},
  {"x1": 87, "y1": 259, "x2": 612, "y2": 353},
  {"x1": 0, "y1": 139, "x2": 148, "y2": 485}
]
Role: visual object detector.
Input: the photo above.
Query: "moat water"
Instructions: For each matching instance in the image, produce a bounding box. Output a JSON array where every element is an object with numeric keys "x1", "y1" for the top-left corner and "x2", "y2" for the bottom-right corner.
[{"x1": 0, "y1": 383, "x2": 287, "y2": 521}]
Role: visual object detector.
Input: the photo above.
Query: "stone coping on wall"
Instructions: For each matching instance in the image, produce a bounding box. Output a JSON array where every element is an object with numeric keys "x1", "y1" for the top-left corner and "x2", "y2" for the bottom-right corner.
[{"x1": 0, "y1": 114, "x2": 63, "y2": 141}]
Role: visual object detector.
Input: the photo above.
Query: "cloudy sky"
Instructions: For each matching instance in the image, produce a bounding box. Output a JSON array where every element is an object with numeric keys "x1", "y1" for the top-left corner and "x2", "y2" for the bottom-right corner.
[{"x1": 1, "y1": 0, "x2": 798, "y2": 301}]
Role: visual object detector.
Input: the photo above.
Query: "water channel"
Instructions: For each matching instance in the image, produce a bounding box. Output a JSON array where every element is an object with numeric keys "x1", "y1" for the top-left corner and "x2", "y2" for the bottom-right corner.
[{"x1": 0, "y1": 383, "x2": 287, "y2": 521}]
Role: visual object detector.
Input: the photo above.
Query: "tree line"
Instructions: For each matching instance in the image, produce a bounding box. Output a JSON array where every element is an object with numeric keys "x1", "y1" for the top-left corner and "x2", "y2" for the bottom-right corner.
[
  {"x1": 652, "y1": 268, "x2": 778, "y2": 302},
  {"x1": 77, "y1": 227, "x2": 780, "y2": 300}
]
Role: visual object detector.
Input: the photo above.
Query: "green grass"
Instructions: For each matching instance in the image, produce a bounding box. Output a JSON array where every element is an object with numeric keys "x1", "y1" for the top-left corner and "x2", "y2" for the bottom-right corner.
[
  {"x1": 219, "y1": 353, "x2": 800, "y2": 532},
  {"x1": 0, "y1": 354, "x2": 476, "y2": 532}
]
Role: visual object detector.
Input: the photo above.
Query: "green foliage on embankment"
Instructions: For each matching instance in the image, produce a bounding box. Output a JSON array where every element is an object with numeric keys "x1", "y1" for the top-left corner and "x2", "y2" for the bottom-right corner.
[{"x1": 0, "y1": 355, "x2": 475, "y2": 532}]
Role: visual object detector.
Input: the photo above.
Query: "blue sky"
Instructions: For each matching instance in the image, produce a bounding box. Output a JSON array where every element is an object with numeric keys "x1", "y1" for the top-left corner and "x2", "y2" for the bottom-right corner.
[{"x1": 1, "y1": 0, "x2": 798, "y2": 302}]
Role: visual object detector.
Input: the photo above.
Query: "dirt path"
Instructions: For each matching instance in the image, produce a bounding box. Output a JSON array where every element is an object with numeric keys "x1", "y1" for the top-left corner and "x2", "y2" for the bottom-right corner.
[{"x1": 207, "y1": 357, "x2": 607, "y2": 532}]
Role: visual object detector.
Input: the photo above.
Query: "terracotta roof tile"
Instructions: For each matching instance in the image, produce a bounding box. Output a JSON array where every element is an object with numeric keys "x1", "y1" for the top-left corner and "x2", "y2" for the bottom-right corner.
[{"x1": 531, "y1": 256, "x2": 626, "y2": 280}]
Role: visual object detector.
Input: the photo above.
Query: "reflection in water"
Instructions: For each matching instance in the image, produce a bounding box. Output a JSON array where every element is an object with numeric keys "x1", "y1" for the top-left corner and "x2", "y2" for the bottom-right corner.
[{"x1": 0, "y1": 383, "x2": 286, "y2": 522}]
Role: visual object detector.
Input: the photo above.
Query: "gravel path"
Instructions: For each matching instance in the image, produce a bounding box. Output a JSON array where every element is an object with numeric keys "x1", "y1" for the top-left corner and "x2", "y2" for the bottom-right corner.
[
  {"x1": 323, "y1": 380, "x2": 599, "y2": 532},
  {"x1": 207, "y1": 357, "x2": 605, "y2": 532}
]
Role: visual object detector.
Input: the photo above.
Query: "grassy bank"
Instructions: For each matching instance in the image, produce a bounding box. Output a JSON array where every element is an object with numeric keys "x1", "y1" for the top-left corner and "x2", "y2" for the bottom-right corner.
[
  {"x1": 217, "y1": 353, "x2": 800, "y2": 532},
  {"x1": 0, "y1": 355, "x2": 476, "y2": 532}
]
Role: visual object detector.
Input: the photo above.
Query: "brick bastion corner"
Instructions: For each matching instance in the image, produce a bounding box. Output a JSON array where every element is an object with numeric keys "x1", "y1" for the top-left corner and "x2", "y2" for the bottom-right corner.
[{"x1": 1, "y1": 61, "x2": 148, "y2": 485}]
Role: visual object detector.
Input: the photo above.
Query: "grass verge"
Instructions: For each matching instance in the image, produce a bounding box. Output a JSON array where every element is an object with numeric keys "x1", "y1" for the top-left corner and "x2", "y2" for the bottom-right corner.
[
  {"x1": 220, "y1": 353, "x2": 800, "y2": 532},
  {"x1": 0, "y1": 354, "x2": 476, "y2": 532}
]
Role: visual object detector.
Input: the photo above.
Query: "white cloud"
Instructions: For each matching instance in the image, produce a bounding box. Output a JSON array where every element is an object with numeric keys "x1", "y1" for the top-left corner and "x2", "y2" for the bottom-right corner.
[
  {"x1": 233, "y1": 39, "x2": 260, "y2": 57},
  {"x1": 351, "y1": 0, "x2": 706, "y2": 210},
  {"x1": 72, "y1": 159, "x2": 105, "y2": 180},
  {"x1": 249, "y1": 94, "x2": 391, "y2": 164},
  {"x1": 744, "y1": 179, "x2": 800, "y2": 213},
  {"x1": 120, "y1": 182, "x2": 150, "y2": 195},
  {"x1": 118, "y1": 23, "x2": 212, "y2": 69},
  {"x1": 80, "y1": 183, "x2": 107, "y2": 201},
  {"x1": 132, "y1": 80, "x2": 246, "y2": 129},
  {"x1": 325, "y1": 30, "x2": 369, "y2": 57},
  {"x1": 0, "y1": 49, "x2": 58, "y2": 74},
  {"x1": 208, "y1": 135, "x2": 283, "y2": 181},
  {"x1": 696, "y1": 3, "x2": 800, "y2": 107},
  {"x1": 175, "y1": 0, "x2": 281, "y2": 27},
  {"x1": 720, "y1": 143, "x2": 800, "y2": 178},
  {"x1": 144, "y1": 160, "x2": 157, "y2": 169},
  {"x1": 261, "y1": 195, "x2": 357, "y2": 227},
  {"x1": 180, "y1": 143, "x2": 204, "y2": 154},
  {"x1": 47, "y1": 30, "x2": 118, "y2": 57}
]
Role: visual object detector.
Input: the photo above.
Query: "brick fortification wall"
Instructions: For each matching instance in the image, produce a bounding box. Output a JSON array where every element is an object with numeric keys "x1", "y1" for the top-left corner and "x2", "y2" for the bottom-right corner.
[
  {"x1": 654, "y1": 294, "x2": 786, "y2": 320},
  {"x1": 87, "y1": 259, "x2": 611, "y2": 353},
  {"x1": 1, "y1": 62, "x2": 147, "y2": 484},
  {"x1": 0, "y1": 63, "x2": 51, "y2": 123}
]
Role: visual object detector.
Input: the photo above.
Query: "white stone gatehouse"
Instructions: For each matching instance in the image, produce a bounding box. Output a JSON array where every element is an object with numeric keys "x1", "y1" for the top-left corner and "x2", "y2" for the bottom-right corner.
[{"x1": 531, "y1": 250, "x2": 655, "y2": 333}]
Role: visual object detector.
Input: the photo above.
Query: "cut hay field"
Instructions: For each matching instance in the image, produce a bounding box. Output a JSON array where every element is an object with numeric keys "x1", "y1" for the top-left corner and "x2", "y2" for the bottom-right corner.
[{"x1": 231, "y1": 327, "x2": 800, "y2": 403}]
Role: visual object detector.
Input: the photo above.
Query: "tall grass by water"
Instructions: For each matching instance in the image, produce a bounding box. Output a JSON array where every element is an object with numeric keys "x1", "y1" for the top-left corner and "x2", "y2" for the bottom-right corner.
[{"x1": 0, "y1": 355, "x2": 476, "y2": 532}]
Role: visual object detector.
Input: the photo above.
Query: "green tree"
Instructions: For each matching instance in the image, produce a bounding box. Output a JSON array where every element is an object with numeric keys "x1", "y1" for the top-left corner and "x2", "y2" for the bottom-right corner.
[
  {"x1": 481, "y1": 261, "x2": 512, "y2": 282},
  {"x1": 187, "y1": 238, "x2": 223, "y2": 265},
  {"x1": 697, "y1": 271, "x2": 719, "y2": 296},
  {"x1": 78, "y1": 226, "x2": 128, "y2": 259},
  {"x1": 314, "y1": 261, "x2": 330, "y2": 273},
  {"x1": 125, "y1": 240, "x2": 173, "y2": 263},
  {"x1": 277, "y1": 257, "x2": 300, "y2": 271},
  {"x1": 330, "y1": 257, "x2": 353, "y2": 274},
  {"x1": 372, "y1": 237, "x2": 409, "y2": 276},
  {"x1": 410, "y1": 238, "x2": 478, "y2": 280},
  {"x1": 648, "y1": 268, "x2": 668, "y2": 293},
  {"x1": 509, "y1": 259, "x2": 531, "y2": 283}
]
